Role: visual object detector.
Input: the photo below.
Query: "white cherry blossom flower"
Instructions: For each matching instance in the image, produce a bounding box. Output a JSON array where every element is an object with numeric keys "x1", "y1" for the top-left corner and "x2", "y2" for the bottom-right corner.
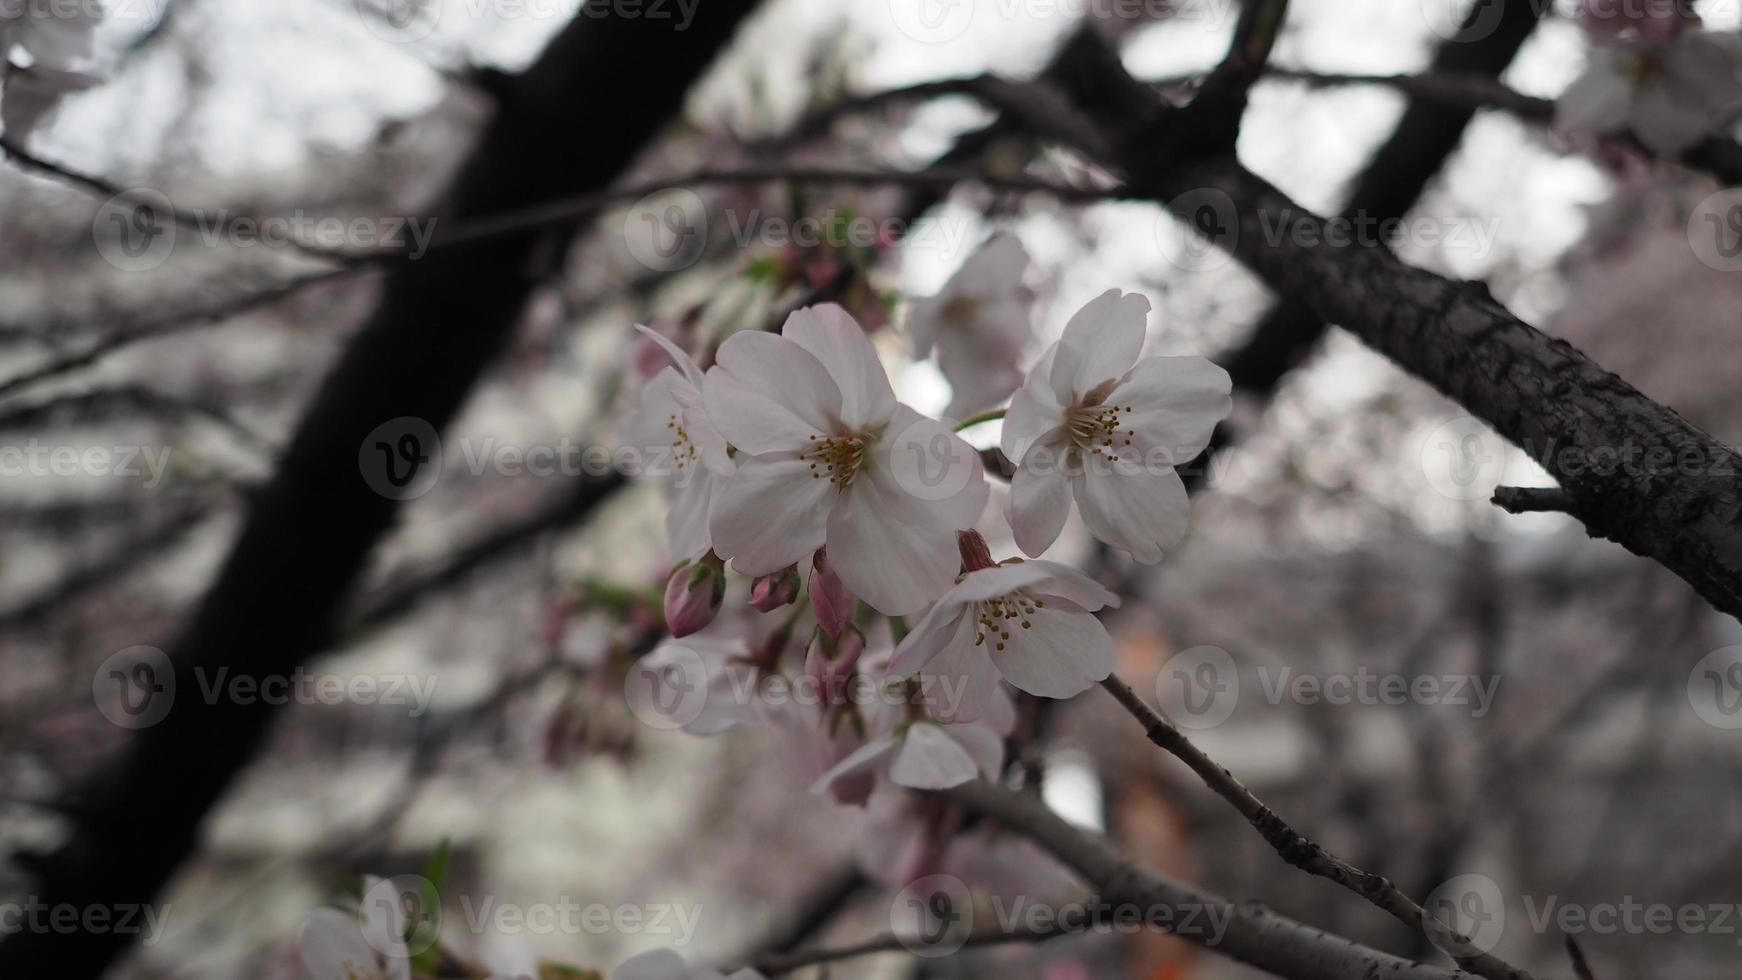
[
  {"x1": 298, "y1": 878, "x2": 411, "y2": 980},
  {"x1": 703, "y1": 304, "x2": 988, "y2": 615},
  {"x1": 906, "y1": 232, "x2": 1034, "y2": 417},
  {"x1": 1556, "y1": 31, "x2": 1742, "y2": 155},
  {"x1": 887, "y1": 558, "x2": 1119, "y2": 721},
  {"x1": 811, "y1": 684, "x2": 1013, "y2": 794},
  {"x1": 1001, "y1": 290, "x2": 1231, "y2": 563},
  {"x1": 622, "y1": 325, "x2": 733, "y2": 561},
  {"x1": 1, "y1": 3, "x2": 102, "y2": 141}
]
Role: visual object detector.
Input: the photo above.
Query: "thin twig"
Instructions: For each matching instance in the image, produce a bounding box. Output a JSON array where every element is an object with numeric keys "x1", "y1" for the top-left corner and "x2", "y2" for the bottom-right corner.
[
  {"x1": 1098, "y1": 675, "x2": 1535, "y2": 980},
  {"x1": 1491, "y1": 486, "x2": 1574, "y2": 516}
]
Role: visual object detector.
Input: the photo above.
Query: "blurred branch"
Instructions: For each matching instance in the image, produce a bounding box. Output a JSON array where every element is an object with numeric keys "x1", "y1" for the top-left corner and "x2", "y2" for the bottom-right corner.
[
  {"x1": 1045, "y1": 24, "x2": 1742, "y2": 620},
  {"x1": 939, "y1": 780, "x2": 1475, "y2": 980},
  {"x1": 1098, "y1": 676, "x2": 1535, "y2": 980},
  {"x1": 0, "y1": 384, "x2": 273, "y2": 451},
  {"x1": 750, "y1": 921, "x2": 1080, "y2": 975}
]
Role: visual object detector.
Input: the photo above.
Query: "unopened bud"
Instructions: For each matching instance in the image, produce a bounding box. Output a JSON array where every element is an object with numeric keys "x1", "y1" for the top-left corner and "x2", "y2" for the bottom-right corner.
[
  {"x1": 808, "y1": 548, "x2": 854, "y2": 636},
  {"x1": 749, "y1": 564, "x2": 801, "y2": 612},
  {"x1": 663, "y1": 554, "x2": 725, "y2": 637},
  {"x1": 806, "y1": 626, "x2": 866, "y2": 707},
  {"x1": 957, "y1": 529, "x2": 996, "y2": 572}
]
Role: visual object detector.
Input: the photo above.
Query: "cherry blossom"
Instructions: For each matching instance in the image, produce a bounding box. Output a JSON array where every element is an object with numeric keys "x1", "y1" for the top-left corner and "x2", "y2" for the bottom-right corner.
[
  {"x1": 622, "y1": 325, "x2": 733, "y2": 562},
  {"x1": 298, "y1": 878, "x2": 411, "y2": 980},
  {"x1": 1556, "y1": 30, "x2": 1742, "y2": 155},
  {"x1": 703, "y1": 304, "x2": 988, "y2": 615},
  {"x1": 906, "y1": 232, "x2": 1035, "y2": 418},
  {"x1": 1576, "y1": 0, "x2": 1689, "y2": 43},
  {"x1": 811, "y1": 684, "x2": 1012, "y2": 794},
  {"x1": 807, "y1": 548, "x2": 854, "y2": 636},
  {"x1": 610, "y1": 949, "x2": 766, "y2": 980},
  {"x1": 888, "y1": 553, "x2": 1119, "y2": 722},
  {"x1": 1001, "y1": 290, "x2": 1231, "y2": 563},
  {"x1": 663, "y1": 554, "x2": 725, "y2": 637}
]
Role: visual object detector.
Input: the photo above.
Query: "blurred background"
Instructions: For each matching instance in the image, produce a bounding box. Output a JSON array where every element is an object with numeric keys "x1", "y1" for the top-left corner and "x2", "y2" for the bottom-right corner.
[{"x1": 4, "y1": 0, "x2": 1742, "y2": 976}]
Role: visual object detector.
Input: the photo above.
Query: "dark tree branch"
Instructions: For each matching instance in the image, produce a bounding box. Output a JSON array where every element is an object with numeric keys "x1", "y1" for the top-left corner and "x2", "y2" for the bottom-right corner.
[
  {"x1": 0, "y1": 3, "x2": 762, "y2": 975},
  {"x1": 1047, "y1": 25, "x2": 1742, "y2": 620},
  {"x1": 1492, "y1": 486, "x2": 1574, "y2": 515}
]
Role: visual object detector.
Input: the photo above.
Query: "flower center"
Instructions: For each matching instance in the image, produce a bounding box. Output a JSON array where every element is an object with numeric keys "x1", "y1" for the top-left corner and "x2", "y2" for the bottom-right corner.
[
  {"x1": 1065, "y1": 400, "x2": 1135, "y2": 462},
  {"x1": 941, "y1": 295, "x2": 981, "y2": 327},
  {"x1": 804, "y1": 432, "x2": 871, "y2": 489},
  {"x1": 1622, "y1": 50, "x2": 1665, "y2": 84},
  {"x1": 974, "y1": 591, "x2": 1043, "y2": 652},
  {"x1": 666, "y1": 413, "x2": 700, "y2": 472}
]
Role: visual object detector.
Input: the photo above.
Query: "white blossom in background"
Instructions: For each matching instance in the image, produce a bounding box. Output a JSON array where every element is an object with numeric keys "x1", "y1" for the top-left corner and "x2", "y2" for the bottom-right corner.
[
  {"x1": 0, "y1": 1, "x2": 103, "y2": 140},
  {"x1": 1556, "y1": 30, "x2": 1742, "y2": 155},
  {"x1": 298, "y1": 878, "x2": 410, "y2": 980},
  {"x1": 703, "y1": 304, "x2": 988, "y2": 615},
  {"x1": 1002, "y1": 290, "x2": 1232, "y2": 562},
  {"x1": 888, "y1": 553, "x2": 1120, "y2": 721},
  {"x1": 610, "y1": 948, "x2": 766, "y2": 980},
  {"x1": 906, "y1": 232, "x2": 1035, "y2": 418},
  {"x1": 621, "y1": 326, "x2": 733, "y2": 562}
]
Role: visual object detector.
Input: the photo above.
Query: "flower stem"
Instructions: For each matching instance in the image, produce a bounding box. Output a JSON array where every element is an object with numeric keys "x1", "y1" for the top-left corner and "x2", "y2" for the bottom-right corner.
[{"x1": 953, "y1": 409, "x2": 1006, "y2": 431}]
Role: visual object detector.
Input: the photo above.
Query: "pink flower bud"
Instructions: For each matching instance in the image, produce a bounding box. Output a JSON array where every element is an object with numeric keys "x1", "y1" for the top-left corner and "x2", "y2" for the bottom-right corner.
[
  {"x1": 808, "y1": 548, "x2": 855, "y2": 636},
  {"x1": 663, "y1": 556, "x2": 724, "y2": 637},
  {"x1": 748, "y1": 564, "x2": 801, "y2": 612},
  {"x1": 805, "y1": 626, "x2": 865, "y2": 707}
]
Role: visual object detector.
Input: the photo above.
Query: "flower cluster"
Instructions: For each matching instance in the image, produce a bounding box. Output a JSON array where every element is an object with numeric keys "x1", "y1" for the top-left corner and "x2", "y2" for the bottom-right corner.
[
  {"x1": 623, "y1": 235, "x2": 1231, "y2": 884},
  {"x1": 1557, "y1": 0, "x2": 1742, "y2": 155},
  {"x1": 0, "y1": 1, "x2": 103, "y2": 141}
]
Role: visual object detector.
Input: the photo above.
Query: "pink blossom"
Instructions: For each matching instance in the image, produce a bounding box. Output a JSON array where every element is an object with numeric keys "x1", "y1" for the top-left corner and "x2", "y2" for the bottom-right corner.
[
  {"x1": 807, "y1": 548, "x2": 855, "y2": 636},
  {"x1": 663, "y1": 555, "x2": 725, "y2": 637},
  {"x1": 1002, "y1": 290, "x2": 1231, "y2": 563},
  {"x1": 907, "y1": 232, "x2": 1036, "y2": 418},
  {"x1": 622, "y1": 326, "x2": 734, "y2": 561},
  {"x1": 747, "y1": 564, "x2": 800, "y2": 612},
  {"x1": 703, "y1": 304, "x2": 988, "y2": 615}
]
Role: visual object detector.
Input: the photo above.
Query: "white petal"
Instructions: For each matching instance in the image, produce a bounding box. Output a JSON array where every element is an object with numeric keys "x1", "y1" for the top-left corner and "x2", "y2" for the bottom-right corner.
[
  {"x1": 990, "y1": 606, "x2": 1115, "y2": 698},
  {"x1": 1001, "y1": 355, "x2": 1066, "y2": 463},
  {"x1": 709, "y1": 455, "x2": 833, "y2": 575},
  {"x1": 1107, "y1": 355, "x2": 1233, "y2": 465},
  {"x1": 937, "y1": 327, "x2": 1026, "y2": 419},
  {"x1": 913, "y1": 613, "x2": 1003, "y2": 724},
  {"x1": 1555, "y1": 61, "x2": 1634, "y2": 136},
  {"x1": 889, "y1": 604, "x2": 973, "y2": 678},
  {"x1": 678, "y1": 398, "x2": 734, "y2": 476},
  {"x1": 1072, "y1": 463, "x2": 1192, "y2": 565},
  {"x1": 874, "y1": 404, "x2": 989, "y2": 529},
  {"x1": 665, "y1": 471, "x2": 714, "y2": 562},
  {"x1": 703, "y1": 333, "x2": 840, "y2": 454},
  {"x1": 634, "y1": 324, "x2": 705, "y2": 389},
  {"x1": 1632, "y1": 80, "x2": 1718, "y2": 154},
  {"x1": 782, "y1": 304, "x2": 897, "y2": 430},
  {"x1": 1024, "y1": 559, "x2": 1120, "y2": 613},
  {"x1": 951, "y1": 232, "x2": 1030, "y2": 295},
  {"x1": 826, "y1": 466, "x2": 964, "y2": 616},
  {"x1": 1007, "y1": 457, "x2": 1072, "y2": 557},
  {"x1": 890, "y1": 723, "x2": 981, "y2": 789},
  {"x1": 299, "y1": 910, "x2": 378, "y2": 980},
  {"x1": 812, "y1": 734, "x2": 900, "y2": 794},
  {"x1": 944, "y1": 719, "x2": 1006, "y2": 780},
  {"x1": 1048, "y1": 290, "x2": 1149, "y2": 401}
]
